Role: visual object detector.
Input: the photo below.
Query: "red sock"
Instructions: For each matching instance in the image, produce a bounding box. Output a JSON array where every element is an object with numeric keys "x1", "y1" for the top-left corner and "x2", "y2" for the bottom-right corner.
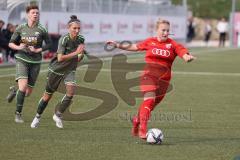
[{"x1": 138, "y1": 99, "x2": 155, "y2": 130}]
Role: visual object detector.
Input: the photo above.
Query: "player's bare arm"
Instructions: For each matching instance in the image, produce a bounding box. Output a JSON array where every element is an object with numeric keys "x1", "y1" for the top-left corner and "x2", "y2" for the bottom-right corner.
[
  {"x1": 9, "y1": 43, "x2": 26, "y2": 51},
  {"x1": 57, "y1": 44, "x2": 84, "y2": 62}
]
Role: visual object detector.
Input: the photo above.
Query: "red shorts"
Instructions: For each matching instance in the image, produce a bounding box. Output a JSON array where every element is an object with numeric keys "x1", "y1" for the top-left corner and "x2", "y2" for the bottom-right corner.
[
  {"x1": 140, "y1": 72, "x2": 171, "y2": 96},
  {"x1": 140, "y1": 64, "x2": 172, "y2": 105}
]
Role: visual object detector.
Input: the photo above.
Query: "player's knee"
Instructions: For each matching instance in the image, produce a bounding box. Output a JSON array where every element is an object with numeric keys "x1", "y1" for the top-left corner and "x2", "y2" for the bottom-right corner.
[
  {"x1": 18, "y1": 84, "x2": 28, "y2": 92},
  {"x1": 18, "y1": 79, "x2": 28, "y2": 91},
  {"x1": 66, "y1": 83, "x2": 76, "y2": 95},
  {"x1": 143, "y1": 92, "x2": 156, "y2": 101},
  {"x1": 42, "y1": 93, "x2": 52, "y2": 102},
  {"x1": 143, "y1": 98, "x2": 155, "y2": 111},
  {"x1": 66, "y1": 89, "x2": 75, "y2": 97}
]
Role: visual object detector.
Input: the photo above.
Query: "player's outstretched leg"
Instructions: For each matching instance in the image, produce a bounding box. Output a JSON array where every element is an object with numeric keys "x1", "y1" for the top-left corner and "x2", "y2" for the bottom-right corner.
[
  {"x1": 138, "y1": 99, "x2": 155, "y2": 139},
  {"x1": 15, "y1": 89, "x2": 26, "y2": 123},
  {"x1": 31, "y1": 93, "x2": 52, "y2": 128},
  {"x1": 53, "y1": 95, "x2": 73, "y2": 128},
  {"x1": 31, "y1": 99, "x2": 49, "y2": 128}
]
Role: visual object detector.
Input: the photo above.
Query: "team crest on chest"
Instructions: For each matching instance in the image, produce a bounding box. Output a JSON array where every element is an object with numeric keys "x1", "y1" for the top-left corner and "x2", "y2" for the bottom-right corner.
[
  {"x1": 151, "y1": 42, "x2": 156, "y2": 46},
  {"x1": 165, "y1": 44, "x2": 172, "y2": 49}
]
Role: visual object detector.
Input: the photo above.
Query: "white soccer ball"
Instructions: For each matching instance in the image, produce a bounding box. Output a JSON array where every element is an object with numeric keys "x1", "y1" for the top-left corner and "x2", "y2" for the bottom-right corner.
[{"x1": 146, "y1": 128, "x2": 164, "y2": 144}]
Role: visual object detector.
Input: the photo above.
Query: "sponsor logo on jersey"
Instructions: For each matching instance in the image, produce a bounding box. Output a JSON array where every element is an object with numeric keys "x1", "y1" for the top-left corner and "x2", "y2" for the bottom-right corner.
[
  {"x1": 152, "y1": 48, "x2": 170, "y2": 57},
  {"x1": 166, "y1": 44, "x2": 172, "y2": 49},
  {"x1": 21, "y1": 36, "x2": 38, "y2": 45},
  {"x1": 22, "y1": 36, "x2": 37, "y2": 42}
]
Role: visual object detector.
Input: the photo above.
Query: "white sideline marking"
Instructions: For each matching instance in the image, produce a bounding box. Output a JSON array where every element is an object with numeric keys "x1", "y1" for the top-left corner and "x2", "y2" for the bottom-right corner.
[
  {"x1": 100, "y1": 69, "x2": 240, "y2": 77},
  {"x1": 173, "y1": 71, "x2": 240, "y2": 76},
  {"x1": 0, "y1": 47, "x2": 238, "y2": 72},
  {"x1": 0, "y1": 47, "x2": 239, "y2": 78}
]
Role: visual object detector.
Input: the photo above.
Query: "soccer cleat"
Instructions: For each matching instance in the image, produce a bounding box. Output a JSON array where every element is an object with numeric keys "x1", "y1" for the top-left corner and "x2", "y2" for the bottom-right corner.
[
  {"x1": 30, "y1": 116, "x2": 41, "y2": 128},
  {"x1": 6, "y1": 86, "x2": 17, "y2": 103},
  {"x1": 131, "y1": 116, "x2": 140, "y2": 136},
  {"x1": 138, "y1": 125, "x2": 147, "y2": 139},
  {"x1": 15, "y1": 112, "x2": 24, "y2": 123},
  {"x1": 53, "y1": 114, "x2": 63, "y2": 128}
]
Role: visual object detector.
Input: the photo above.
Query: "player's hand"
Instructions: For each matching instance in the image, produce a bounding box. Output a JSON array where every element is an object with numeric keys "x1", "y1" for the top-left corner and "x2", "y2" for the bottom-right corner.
[
  {"x1": 18, "y1": 43, "x2": 27, "y2": 50},
  {"x1": 75, "y1": 44, "x2": 85, "y2": 55},
  {"x1": 183, "y1": 54, "x2": 196, "y2": 63},
  {"x1": 77, "y1": 53, "x2": 84, "y2": 62},
  {"x1": 28, "y1": 46, "x2": 42, "y2": 53}
]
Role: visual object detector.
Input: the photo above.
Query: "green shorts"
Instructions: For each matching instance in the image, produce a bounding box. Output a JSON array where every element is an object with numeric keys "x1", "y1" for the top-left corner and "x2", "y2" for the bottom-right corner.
[
  {"x1": 15, "y1": 59, "x2": 41, "y2": 88},
  {"x1": 45, "y1": 70, "x2": 76, "y2": 95}
]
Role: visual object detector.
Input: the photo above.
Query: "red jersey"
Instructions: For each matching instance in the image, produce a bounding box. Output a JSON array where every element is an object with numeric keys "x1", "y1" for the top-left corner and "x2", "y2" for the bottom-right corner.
[
  {"x1": 137, "y1": 37, "x2": 188, "y2": 79},
  {"x1": 137, "y1": 37, "x2": 188, "y2": 68}
]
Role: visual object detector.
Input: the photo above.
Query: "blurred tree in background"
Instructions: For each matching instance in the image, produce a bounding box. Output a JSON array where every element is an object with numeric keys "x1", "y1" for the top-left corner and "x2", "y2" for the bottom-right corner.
[{"x1": 172, "y1": 0, "x2": 240, "y2": 19}]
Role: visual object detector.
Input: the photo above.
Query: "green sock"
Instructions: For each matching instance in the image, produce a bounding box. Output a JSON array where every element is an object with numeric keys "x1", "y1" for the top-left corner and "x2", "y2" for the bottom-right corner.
[
  {"x1": 37, "y1": 98, "x2": 49, "y2": 115},
  {"x1": 16, "y1": 90, "x2": 26, "y2": 113},
  {"x1": 57, "y1": 95, "x2": 73, "y2": 113}
]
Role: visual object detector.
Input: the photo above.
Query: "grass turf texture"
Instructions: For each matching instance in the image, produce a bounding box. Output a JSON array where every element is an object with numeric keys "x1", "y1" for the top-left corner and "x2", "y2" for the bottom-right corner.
[{"x1": 0, "y1": 47, "x2": 240, "y2": 160}]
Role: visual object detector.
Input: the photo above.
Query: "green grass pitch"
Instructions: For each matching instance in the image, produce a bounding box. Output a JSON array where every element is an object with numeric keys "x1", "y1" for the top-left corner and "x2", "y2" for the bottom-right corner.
[{"x1": 0, "y1": 47, "x2": 240, "y2": 160}]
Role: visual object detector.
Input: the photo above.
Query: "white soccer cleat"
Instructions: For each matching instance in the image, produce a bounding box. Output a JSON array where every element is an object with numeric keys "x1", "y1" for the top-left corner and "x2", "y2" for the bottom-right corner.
[
  {"x1": 53, "y1": 114, "x2": 63, "y2": 128},
  {"x1": 15, "y1": 112, "x2": 24, "y2": 123},
  {"x1": 30, "y1": 116, "x2": 41, "y2": 128}
]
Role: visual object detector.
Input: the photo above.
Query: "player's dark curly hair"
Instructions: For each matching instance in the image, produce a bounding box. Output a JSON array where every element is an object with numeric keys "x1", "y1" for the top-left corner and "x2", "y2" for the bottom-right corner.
[
  {"x1": 68, "y1": 15, "x2": 80, "y2": 25},
  {"x1": 26, "y1": 5, "x2": 39, "y2": 13}
]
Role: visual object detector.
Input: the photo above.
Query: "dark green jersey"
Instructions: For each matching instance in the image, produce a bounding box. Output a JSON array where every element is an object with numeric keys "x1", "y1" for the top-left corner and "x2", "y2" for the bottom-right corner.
[
  {"x1": 10, "y1": 22, "x2": 51, "y2": 63},
  {"x1": 48, "y1": 33, "x2": 85, "y2": 75}
]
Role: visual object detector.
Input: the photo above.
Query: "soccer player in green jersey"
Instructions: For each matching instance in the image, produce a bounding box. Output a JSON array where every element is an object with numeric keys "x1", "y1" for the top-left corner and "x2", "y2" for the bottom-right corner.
[
  {"x1": 7, "y1": 5, "x2": 51, "y2": 123},
  {"x1": 30, "y1": 15, "x2": 85, "y2": 128}
]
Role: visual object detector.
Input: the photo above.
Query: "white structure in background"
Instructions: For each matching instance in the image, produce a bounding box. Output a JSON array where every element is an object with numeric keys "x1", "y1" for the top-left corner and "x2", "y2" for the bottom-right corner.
[
  {"x1": 229, "y1": 0, "x2": 240, "y2": 48},
  {"x1": 0, "y1": 0, "x2": 188, "y2": 55},
  {"x1": 233, "y1": 13, "x2": 240, "y2": 47}
]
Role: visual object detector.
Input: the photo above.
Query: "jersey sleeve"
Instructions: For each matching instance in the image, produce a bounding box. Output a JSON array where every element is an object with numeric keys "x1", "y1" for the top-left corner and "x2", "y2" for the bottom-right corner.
[
  {"x1": 136, "y1": 39, "x2": 149, "y2": 51},
  {"x1": 77, "y1": 35, "x2": 85, "y2": 44},
  {"x1": 9, "y1": 25, "x2": 21, "y2": 43},
  {"x1": 172, "y1": 40, "x2": 189, "y2": 58},
  {"x1": 57, "y1": 36, "x2": 66, "y2": 54}
]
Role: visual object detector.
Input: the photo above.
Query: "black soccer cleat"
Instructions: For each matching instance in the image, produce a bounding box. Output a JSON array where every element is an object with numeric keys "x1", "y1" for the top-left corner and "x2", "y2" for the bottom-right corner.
[{"x1": 6, "y1": 86, "x2": 17, "y2": 103}]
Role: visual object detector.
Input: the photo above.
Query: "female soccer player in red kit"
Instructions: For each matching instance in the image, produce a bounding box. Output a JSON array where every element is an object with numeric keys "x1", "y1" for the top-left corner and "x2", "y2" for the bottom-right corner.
[{"x1": 106, "y1": 19, "x2": 196, "y2": 139}]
